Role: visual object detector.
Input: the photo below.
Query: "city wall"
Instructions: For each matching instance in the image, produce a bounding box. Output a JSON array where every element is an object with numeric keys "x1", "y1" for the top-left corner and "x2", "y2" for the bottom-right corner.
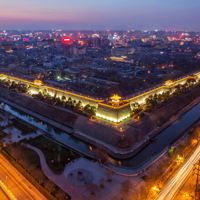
[
  {"x1": 1, "y1": 86, "x2": 200, "y2": 159},
  {"x1": 128, "y1": 74, "x2": 199, "y2": 105},
  {"x1": 0, "y1": 74, "x2": 99, "y2": 108},
  {"x1": 0, "y1": 72, "x2": 200, "y2": 123}
]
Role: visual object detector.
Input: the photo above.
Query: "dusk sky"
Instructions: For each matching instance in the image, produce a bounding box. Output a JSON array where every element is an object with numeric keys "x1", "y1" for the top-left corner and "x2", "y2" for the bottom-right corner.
[{"x1": 1, "y1": 0, "x2": 199, "y2": 31}]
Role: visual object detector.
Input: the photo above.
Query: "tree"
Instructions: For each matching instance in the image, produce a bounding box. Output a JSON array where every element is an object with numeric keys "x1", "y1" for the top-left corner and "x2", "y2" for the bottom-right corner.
[
  {"x1": 75, "y1": 101, "x2": 82, "y2": 110},
  {"x1": 95, "y1": 148, "x2": 108, "y2": 164},
  {"x1": 54, "y1": 92, "x2": 57, "y2": 99},
  {"x1": 84, "y1": 104, "x2": 91, "y2": 112},
  {"x1": 99, "y1": 178, "x2": 105, "y2": 188},
  {"x1": 68, "y1": 97, "x2": 72, "y2": 103},
  {"x1": 110, "y1": 196, "x2": 120, "y2": 200},
  {"x1": 87, "y1": 182, "x2": 99, "y2": 195},
  {"x1": 187, "y1": 78, "x2": 196, "y2": 85},
  {"x1": 19, "y1": 158, "x2": 31, "y2": 170},
  {"x1": 9, "y1": 81, "x2": 17, "y2": 91},
  {"x1": 192, "y1": 125, "x2": 200, "y2": 138},
  {"x1": 106, "y1": 169, "x2": 113, "y2": 182},
  {"x1": 55, "y1": 188, "x2": 66, "y2": 200},
  {"x1": 61, "y1": 96, "x2": 66, "y2": 101},
  {"x1": 17, "y1": 84, "x2": 28, "y2": 93},
  {"x1": 57, "y1": 154, "x2": 61, "y2": 164},
  {"x1": 11, "y1": 147, "x2": 22, "y2": 162},
  {"x1": 162, "y1": 91, "x2": 170, "y2": 99},
  {"x1": 90, "y1": 106, "x2": 97, "y2": 115},
  {"x1": 132, "y1": 102, "x2": 140, "y2": 108},
  {"x1": 136, "y1": 184, "x2": 151, "y2": 200},
  {"x1": 73, "y1": 100, "x2": 76, "y2": 105},
  {"x1": 44, "y1": 180, "x2": 55, "y2": 193},
  {"x1": 154, "y1": 93, "x2": 158, "y2": 101},
  {"x1": 84, "y1": 104, "x2": 97, "y2": 115},
  {"x1": 120, "y1": 180, "x2": 133, "y2": 196},
  {"x1": 58, "y1": 145, "x2": 62, "y2": 153},
  {"x1": 27, "y1": 164, "x2": 37, "y2": 174},
  {"x1": 0, "y1": 141, "x2": 3, "y2": 151},
  {"x1": 32, "y1": 169, "x2": 46, "y2": 184},
  {"x1": 145, "y1": 98, "x2": 152, "y2": 107}
]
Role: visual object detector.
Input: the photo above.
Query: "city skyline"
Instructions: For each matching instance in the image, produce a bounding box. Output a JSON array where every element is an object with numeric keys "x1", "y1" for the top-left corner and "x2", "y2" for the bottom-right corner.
[{"x1": 1, "y1": 0, "x2": 200, "y2": 31}]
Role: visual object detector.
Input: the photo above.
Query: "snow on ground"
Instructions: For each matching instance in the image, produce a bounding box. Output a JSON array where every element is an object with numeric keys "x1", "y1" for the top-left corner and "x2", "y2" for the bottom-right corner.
[
  {"x1": 63, "y1": 157, "x2": 143, "y2": 200},
  {"x1": 3, "y1": 127, "x2": 42, "y2": 144}
]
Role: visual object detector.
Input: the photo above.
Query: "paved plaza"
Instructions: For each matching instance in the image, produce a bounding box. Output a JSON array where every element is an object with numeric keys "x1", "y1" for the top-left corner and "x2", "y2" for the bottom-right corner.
[
  {"x1": 25, "y1": 144, "x2": 143, "y2": 200},
  {"x1": 67, "y1": 169, "x2": 93, "y2": 186}
]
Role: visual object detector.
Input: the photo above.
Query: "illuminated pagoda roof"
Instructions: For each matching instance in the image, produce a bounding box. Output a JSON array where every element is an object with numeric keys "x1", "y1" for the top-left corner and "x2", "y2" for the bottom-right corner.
[
  {"x1": 33, "y1": 79, "x2": 43, "y2": 86},
  {"x1": 164, "y1": 80, "x2": 174, "y2": 87},
  {"x1": 108, "y1": 94, "x2": 123, "y2": 107},
  {"x1": 110, "y1": 94, "x2": 121, "y2": 102}
]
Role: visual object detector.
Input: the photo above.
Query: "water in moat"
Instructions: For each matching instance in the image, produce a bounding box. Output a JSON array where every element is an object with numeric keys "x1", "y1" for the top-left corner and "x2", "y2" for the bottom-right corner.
[
  {"x1": 109, "y1": 102, "x2": 200, "y2": 167},
  {"x1": 1, "y1": 103, "x2": 94, "y2": 156},
  {"x1": 2, "y1": 101, "x2": 200, "y2": 168}
]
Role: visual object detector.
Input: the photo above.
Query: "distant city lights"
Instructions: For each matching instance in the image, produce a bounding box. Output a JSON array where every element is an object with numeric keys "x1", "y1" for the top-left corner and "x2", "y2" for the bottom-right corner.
[{"x1": 63, "y1": 37, "x2": 71, "y2": 43}]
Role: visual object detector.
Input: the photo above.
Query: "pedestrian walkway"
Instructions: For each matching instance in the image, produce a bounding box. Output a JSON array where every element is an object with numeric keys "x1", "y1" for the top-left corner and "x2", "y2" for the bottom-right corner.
[
  {"x1": 24, "y1": 144, "x2": 142, "y2": 200},
  {"x1": 24, "y1": 143, "x2": 88, "y2": 200}
]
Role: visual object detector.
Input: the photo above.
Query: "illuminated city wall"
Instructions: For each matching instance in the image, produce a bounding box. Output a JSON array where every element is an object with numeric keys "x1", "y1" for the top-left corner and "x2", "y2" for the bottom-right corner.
[
  {"x1": 128, "y1": 75, "x2": 199, "y2": 106},
  {"x1": 96, "y1": 103, "x2": 131, "y2": 123},
  {"x1": 0, "y1": 72, "x2": 199, "y2": 123},
  {"x1": 129, "y1": 87, "x2": 170, "y2": 106},
  {"x1": 0, "y1": 75, "x2": 31, "y2": 86},
  {"x1": 29, "y1": 85, "x2": 46, "y2": 94},
  {"x1": 44, "y1": 87, "x2": 98, "y2": 107},
  {"x1": 0, "y1": 74, "x2": 99, "y2": 107}
]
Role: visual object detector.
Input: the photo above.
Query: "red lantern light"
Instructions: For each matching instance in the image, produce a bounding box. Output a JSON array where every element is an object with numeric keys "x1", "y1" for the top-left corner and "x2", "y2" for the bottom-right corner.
[{"x1": 63, "y1": 37, "x2": 71, "y2": 43}]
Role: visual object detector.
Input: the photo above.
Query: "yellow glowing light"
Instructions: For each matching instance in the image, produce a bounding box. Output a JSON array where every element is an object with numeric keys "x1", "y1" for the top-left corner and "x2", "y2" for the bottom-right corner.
[
  {"x1": 0, "y1": 180, "x2": 17, "y2": 200},
  {"x1": 192, "y1": 139, "x2": 198, "y2": 146},
  {"x1": 177, "y1": 156, "x2": 184, "y2": 163},
  {"x1": 2, "y1": 72, "x2": 200, "y2": 115},
  {"x1": 110, "y1": 94, "x2": 121, "y2": 101},
  {"x1": 33, "y1": 79, "x2": 43, "y2": 86},
  {"x1": 165, "y1": 80, "x2": 173, "y2": 86},
  {"x1": 98, "y1": 102, "x2": 130, "y2": 110},
  {"x1": 152, "y1": 186, "x2": 160, "y2": 192},
  {"x1": 96, "y1": 113, "x2": 130, "y2": 123},
  {"x1": 0, "y1": 74, "x2": 103, "y2": 103}
]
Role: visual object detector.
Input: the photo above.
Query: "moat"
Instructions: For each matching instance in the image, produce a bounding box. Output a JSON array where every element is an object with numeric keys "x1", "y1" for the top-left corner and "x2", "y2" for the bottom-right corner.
[{"x1": 2, "y1": 100, "x2": 200, "y2": 168}]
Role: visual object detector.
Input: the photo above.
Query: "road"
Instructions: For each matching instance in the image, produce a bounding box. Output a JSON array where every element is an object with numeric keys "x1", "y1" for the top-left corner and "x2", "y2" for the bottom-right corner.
[
  {"x1": 0, "y1": 186, "x2": 10, "y2": 200},
  {"x1": 156, "y1": 144, "x2": 200, "y2": 200},
  {"x1": 0, "y1": 153, "x2": 47, "y2": 200}
]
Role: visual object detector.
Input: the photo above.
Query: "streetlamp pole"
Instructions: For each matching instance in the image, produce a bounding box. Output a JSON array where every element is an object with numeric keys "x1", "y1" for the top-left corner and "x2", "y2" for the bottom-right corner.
[{"x1": 194, "y1": 161, "x2": 200, "y2": 200}]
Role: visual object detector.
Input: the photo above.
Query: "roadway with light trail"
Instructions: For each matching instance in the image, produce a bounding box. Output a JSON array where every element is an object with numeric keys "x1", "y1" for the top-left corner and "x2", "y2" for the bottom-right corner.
[
  {"x1": 156, "y1": 144, "x2": 200, "y2": 200},
  {"x1": 0, "y1": 186, "x2": 10, "y2": 200},
  {"x1": 0, "y1": 154, "x2": 47, "y2": 200}
]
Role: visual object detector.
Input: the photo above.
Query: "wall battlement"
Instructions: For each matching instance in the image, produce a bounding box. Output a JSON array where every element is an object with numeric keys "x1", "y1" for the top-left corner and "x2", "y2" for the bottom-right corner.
[{"x1": 0, "y1": 71, "x2": 199, "y2": 123}]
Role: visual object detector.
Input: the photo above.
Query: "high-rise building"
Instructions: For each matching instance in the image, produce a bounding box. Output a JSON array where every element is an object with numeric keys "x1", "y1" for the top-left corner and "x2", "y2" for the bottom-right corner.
[
  {"x1": 1, "y1": 43, "x2": 13, "y2": 52},
  {"x1": 93, "y1": 38, "x2": 101, "y2": 47}
]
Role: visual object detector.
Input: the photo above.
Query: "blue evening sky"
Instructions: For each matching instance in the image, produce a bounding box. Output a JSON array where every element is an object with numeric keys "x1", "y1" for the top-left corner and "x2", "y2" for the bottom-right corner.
[{"x1": 0, "y1": 0, "x2": 199, "y2": 30}]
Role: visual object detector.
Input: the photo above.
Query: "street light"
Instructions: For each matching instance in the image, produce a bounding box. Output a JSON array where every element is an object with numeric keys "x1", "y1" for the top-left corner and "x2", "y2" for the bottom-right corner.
[
  {"x1": 152, "y1": 186, "x2": 160, "y2": 192},
  {"x1": 177, "y1": 156, "x2": 184, "y2": 163}
]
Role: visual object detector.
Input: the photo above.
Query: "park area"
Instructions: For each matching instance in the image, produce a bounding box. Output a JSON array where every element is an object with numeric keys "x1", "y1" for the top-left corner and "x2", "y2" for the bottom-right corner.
[
  {"x1": 4, "y1": 141, "x2": 70, "y2": 200},
  {"x1": 25, "y1": 135, "x2": 81, "y2": 174}
]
